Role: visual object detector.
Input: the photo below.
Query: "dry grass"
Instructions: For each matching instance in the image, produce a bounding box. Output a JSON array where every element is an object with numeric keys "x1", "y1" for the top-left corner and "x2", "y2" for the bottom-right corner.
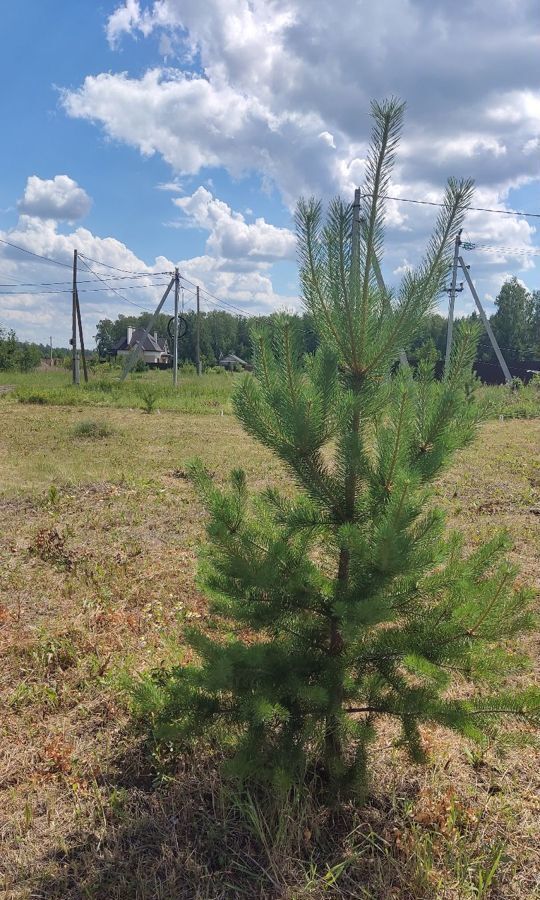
[{"x1": 0, "y1": 405, "x2": 538, "y2": 898}]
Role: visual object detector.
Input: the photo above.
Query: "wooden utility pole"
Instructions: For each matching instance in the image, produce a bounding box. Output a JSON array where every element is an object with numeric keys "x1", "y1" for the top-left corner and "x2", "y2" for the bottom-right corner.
[
  {"x1": 196, "y1": 285, "x2": 202, "y2": 375},
  {"x1": 444, "y1": 229, "x2": 462, "y2": 375},
  {"x1": 75, "y1": 290, "x2": 89, "y2": 383},
  {"x1": 49, "y1": 336, "x2": 53, "y2": 366},
  {"x1": 71, "y1": 249, "x2": 80, "y2": 385},
  {"x1": 173, "y1": 268, "x2": 180, "y2": 387}
]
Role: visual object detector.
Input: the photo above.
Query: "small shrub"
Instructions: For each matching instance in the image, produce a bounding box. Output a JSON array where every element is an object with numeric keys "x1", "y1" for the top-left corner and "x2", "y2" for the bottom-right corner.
[
  {"x1": 73, "y1": 419, "x2": 114, "y2": 439},
  {"x1": 180, "y1": 362, "x2": 197, "y2": 376},
  {"x1": 28, "y1": 629, "x2": 79, "y2": 674},
  {"x1": 47, "y1": 484, "x2": 60, "y2": 506},
  {"x1": 141, "y1": 385, "x2": 160, "y2": 414}
]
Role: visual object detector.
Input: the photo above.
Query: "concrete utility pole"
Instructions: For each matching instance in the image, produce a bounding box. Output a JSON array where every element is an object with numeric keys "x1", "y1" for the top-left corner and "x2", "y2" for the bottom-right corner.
[
  {"x1": 49, "y1": 336, "x2": 53, "y2": 366},
  {"x1": 71, "y1": 249, "x2": 80, "y2": 385},
  {"x1": 444, "y1": 229, "x2": 462, "y2": 376},
  {"x1": 196, "y1": 285, "x2": 202, "y2": 375},
  {"x1": 173, "y1": 267, "x2": 180, "y2": 388},
  {"x1": 458, "y1": 256, "x2": 512, "y2": 384}
]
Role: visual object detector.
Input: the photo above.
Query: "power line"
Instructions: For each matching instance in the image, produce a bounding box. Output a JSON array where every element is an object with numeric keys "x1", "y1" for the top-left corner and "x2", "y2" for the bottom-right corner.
[
  {"x1": 77, "y1": 256, "x2": 164, "y2": 311},
  {"x1": 379, "y1": 194, "x2": 540, "y2": 219},
  {"x1": 0, "y1": 282, "x2": 171, "y2": 296},
  {"x1": 0, "y1": 236, "x2": 72, "y2": 268},
  {"x1": 178, "y1": 280, "x2": 249, "y2": 317},
  {"x1": 201, "y1": 292, "x2": 253, "y2": 317},
  {"x1": 465, "y1": 244, "x2": 540, "y2": 257},
  {"x1": 179, "y1": 274, "x2": 252, "y2": 317},
  {"x1": 0, "y1": 272, "x2": 172, "y2": 288},
  {"x1": 78, "y1": 252, "x2": 172, "y2": 276}
]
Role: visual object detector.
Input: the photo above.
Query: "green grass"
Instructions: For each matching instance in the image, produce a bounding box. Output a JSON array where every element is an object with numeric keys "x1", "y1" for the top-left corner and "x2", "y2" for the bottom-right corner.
[
  {"x1": 2, "y1": 366, "x2": 539, "y2": 420},
  {"x1": 479, "y1": 381, "x2": 540, "y2": 420},
  {"x1": 0, "y1": 366, "x2": 237, "y2": 415}
]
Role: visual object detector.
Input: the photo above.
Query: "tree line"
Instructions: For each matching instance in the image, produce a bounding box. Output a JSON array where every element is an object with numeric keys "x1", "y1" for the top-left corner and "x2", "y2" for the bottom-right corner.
[
  {"x1": 95, "y1": 276, "x2": 540, "y2": 368},
  {"x1": 2, "y1": 277, "x2": 539, "y2": 373},
  {"x1": 0, "y1": 326, "x2": 43, "y2": 371}
]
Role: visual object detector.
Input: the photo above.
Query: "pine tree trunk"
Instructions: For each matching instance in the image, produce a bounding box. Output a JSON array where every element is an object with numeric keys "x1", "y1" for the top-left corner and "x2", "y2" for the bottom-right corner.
[
  {"x1": 324, "y1": 538, "x2": 350, "y2": 783},
  {"x1": 324, "y1": 405, "x2": 360, "y2": 788}
]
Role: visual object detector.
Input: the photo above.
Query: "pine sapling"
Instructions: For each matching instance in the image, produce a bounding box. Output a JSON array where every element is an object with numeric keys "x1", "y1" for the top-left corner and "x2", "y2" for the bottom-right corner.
[{"x1": 133, "y1": 99, "x2": 539, "y2": 800}]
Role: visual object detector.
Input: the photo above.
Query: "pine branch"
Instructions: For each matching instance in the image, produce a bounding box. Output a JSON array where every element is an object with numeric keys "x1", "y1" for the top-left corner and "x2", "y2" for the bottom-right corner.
[{"x1": 358, "y1": 98, "x2": 405, "y2": 365}]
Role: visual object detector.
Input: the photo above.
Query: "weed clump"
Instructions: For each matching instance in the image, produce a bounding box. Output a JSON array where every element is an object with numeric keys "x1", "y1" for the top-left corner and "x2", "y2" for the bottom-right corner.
[{"x1": 72, "y1": 419, "x2": 114, "y2": 439}]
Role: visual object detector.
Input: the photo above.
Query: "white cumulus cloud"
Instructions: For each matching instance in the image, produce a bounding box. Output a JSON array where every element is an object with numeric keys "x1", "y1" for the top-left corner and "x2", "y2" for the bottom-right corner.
[
  {"x1": 82, "y1": 0, "x2": 540, "y2": 204},
  {"x1": 17, "y1": 175, "x2": 92, "y2": 221},
  {"x1": 173, "y1": 187, "x2": 296, "y2": 261}
]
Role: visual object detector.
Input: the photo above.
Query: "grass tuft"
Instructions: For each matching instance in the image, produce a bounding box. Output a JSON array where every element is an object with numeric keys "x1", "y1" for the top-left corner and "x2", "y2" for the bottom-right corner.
[{"x1": 72, "y1": 419, "x2": 115, "y2": 439}]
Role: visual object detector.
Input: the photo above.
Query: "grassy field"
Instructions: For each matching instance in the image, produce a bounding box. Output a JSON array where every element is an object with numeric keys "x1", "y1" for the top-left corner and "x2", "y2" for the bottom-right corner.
[
  {"x1": 0, "y1": 393, "x2": 539, "y2": 897},
  {"x1": 0, "y1": 367, "x2": 238, "y2": 415},
  {"x1": 1, "y1": 365, "x2": 539, "y2": 419}
]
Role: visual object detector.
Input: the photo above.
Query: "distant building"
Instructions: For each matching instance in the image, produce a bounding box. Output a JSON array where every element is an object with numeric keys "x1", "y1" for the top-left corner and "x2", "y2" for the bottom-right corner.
[
  {"x1": 218, "y1": 353, "x2": 251, "y2": 371},
  {"x1": 109, "y1": 326, "x2": 171, "y2": 367}
]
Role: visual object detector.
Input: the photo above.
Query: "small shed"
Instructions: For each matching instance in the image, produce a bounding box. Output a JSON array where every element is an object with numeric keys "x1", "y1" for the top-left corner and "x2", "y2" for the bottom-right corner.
[{"x1": 218, "y1": 353, "x2": 251, "y2": 371}]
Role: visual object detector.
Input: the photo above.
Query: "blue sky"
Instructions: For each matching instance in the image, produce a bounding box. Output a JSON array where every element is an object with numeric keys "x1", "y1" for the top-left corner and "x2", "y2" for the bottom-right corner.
[
  {"x1": 0, "y1": 2, "x2": 291, "y2": 261},
  {"x1": 1, "y1": 0, "x2": 539, "y2": 345}
]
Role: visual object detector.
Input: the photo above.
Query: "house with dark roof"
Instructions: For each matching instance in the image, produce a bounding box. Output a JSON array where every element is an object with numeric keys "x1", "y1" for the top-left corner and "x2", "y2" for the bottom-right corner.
[{"x1": 109, "y1": 327, "x2": 171, "y2": 367}]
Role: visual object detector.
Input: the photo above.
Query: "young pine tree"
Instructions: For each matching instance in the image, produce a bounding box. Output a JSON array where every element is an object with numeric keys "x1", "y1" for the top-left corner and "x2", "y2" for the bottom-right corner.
[{"x1": 137, "y1": 99, "x2": 539, "y2": 800}]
